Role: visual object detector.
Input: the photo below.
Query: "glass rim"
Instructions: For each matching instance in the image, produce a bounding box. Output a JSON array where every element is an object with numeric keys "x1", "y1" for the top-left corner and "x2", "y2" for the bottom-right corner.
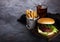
[{"x1": 37, "y1": 5, "x2": 47, "y2": 9}]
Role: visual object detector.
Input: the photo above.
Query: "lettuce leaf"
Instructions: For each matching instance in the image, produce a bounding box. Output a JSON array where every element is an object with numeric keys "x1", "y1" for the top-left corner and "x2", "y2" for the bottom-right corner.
[{"x1": 45, "y1": 24, "x2": 58, "y2": 33}]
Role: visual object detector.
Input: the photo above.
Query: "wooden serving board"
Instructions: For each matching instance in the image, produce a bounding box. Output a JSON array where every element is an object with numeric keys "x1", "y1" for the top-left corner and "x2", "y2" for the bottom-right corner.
[
  {"x1": 31, "y1": 13, "x2": 60, "y2": 41},
  {"x1": 31, "y1": 27, "x2": 60, "y2": 41}
]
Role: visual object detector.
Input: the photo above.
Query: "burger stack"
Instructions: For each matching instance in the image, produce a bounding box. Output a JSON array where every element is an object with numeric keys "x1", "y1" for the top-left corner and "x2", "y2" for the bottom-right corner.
[{"x1": 37, "y1": 18, "x2": 58, "y2": 38}]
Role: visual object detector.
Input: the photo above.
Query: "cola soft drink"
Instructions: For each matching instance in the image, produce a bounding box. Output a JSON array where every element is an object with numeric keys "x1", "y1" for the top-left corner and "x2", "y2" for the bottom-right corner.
[{"x1": 37, "y1": 5, "x2": 47, "y2": 18}]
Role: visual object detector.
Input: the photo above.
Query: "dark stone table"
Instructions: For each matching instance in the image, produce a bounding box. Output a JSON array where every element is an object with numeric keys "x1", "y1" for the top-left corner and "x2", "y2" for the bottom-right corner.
[
  {"x1": 0, "y1": 0, "x2": 60, "y2": 42},
  {"x1": 0, "y1": 13, "x2": 60, "y2": 42}
]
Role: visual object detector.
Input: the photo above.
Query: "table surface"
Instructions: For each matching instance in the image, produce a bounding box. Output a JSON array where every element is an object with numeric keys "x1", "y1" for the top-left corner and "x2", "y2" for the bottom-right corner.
[
  {"x1": 0, "y1": 13, "x2": 60, "y2": 42},
  {"x1": 0, "y1": 0, "x2": 60, "y2": 42}
]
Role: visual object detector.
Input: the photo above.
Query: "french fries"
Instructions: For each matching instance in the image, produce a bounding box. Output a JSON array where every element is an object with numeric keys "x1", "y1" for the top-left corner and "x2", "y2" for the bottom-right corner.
[
  {"x1": 26, "y1": 9, "x2": 38, "y2": 19},
  {"x1": 34, "y1": 11, "x2": 38, "y2": 18},
  {"x1": 26, "y1": 10, "x2": 30, "y2": 18}
]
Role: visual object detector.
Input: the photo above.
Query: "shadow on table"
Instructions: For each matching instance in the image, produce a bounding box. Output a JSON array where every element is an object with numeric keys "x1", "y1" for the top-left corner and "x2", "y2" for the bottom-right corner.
[{"x1": 17, "y1": 14, "x2": 26, "y2": 25}]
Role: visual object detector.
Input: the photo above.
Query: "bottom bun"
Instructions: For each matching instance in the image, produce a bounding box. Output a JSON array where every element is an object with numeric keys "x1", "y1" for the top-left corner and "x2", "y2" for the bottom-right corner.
[{"x1": 38, "y1": 28, "x2": 55, "y2": 37}]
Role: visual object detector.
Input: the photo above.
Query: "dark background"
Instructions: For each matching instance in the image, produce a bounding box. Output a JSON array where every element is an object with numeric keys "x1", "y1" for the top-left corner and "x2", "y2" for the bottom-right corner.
[{"x1": 0, "y1": 0, "x2": 60, "y2": 42}]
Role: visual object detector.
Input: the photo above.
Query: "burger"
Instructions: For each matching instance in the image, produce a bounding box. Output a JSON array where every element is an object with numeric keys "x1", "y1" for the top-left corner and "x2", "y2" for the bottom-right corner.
[{"x1": 37, "y1": 18, "x2": 58, "y2": 38}]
